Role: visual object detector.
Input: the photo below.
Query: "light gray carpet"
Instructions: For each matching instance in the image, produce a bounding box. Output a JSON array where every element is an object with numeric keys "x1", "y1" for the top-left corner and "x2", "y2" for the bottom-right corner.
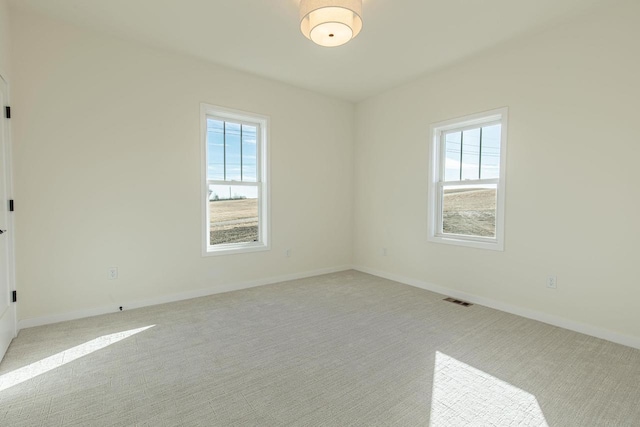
[{"x1": 1, "y1": 270, "x2": 639, "y2": 426}]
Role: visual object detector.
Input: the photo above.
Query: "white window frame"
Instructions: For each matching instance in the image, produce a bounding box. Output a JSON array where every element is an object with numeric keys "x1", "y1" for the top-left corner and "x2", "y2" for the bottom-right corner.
[
  {"x1": 201, "y1": 103, "x2": 270, "y2": 256},
  {"x1": 428, "y1": 107, "x2": 508, "y2": 251}
]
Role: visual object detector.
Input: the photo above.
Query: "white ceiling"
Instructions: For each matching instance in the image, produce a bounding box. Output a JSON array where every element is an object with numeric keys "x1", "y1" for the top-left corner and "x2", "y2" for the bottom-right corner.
[{"x1": 9, "y1": 0, "x2": 611, "y2": 102}]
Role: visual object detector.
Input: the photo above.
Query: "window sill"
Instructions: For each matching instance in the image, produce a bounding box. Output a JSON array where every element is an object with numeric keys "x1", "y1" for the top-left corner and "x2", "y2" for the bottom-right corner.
[
  {"x1": 203, "y1": 242, "x2": 270, "y2": 257},
  {"x1": 428, "y1": 234, "x2": 504, "y2": 251}
]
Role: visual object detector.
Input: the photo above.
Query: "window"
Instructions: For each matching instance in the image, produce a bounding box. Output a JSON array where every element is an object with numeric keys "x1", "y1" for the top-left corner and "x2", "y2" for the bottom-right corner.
[
  {"x1": 201, "y1": 104, "x2": 269, "y2": 255},
  {"x1": 428, "y1": 108, "x2": 507, "y2": 250}
]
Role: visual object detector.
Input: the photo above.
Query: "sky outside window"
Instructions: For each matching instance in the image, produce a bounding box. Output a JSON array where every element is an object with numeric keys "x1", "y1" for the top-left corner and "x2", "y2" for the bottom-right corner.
[
  {"x1": 207, "y1": 118, "x2": 259, "y2": 200},
  {"x1": 444, "y1": 124, "x2": 501, "y2": 182}
]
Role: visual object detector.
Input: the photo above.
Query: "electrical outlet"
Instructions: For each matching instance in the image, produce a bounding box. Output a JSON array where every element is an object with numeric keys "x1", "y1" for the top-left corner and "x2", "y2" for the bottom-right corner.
[
  {"x1": 547, "y1": 276, "x2": 557, "y2": 289},
  {"x1": 108, "y1": 267, "x2": 118, "y2": 280},
  {"x1": 285, "y1": 249, "x2": 291, "y2": 258},
  {"x1": 381, "y1": 247, "x2": 388, "y2": 256}
]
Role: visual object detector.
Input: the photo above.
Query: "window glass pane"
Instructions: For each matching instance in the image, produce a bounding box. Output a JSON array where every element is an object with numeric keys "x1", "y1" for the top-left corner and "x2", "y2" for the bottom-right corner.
[
  {"x1": 461, "y1": 128, "x2": 480, "y2": 180},
  {"x1": 444, "y1": 131, "x2": 461, "y2": 182},
  {"x1": 209, "y1": 184, "x2": 259, "y2": 245},
  {"x1": 242, "y1": 125, "x2": 257, "y2": 182},
  {"x1": 207, "y1": 119, "x2": 225, "y2": 180},
  {"x1": 442, "y1": 184, "x2": 496, "y2": 237},
  {"x1": 480, "y1": 124, "x2": 501, "y2": 179},
  {"x1": 225, "y1": 122, "x2": 242, "y2": 181}
]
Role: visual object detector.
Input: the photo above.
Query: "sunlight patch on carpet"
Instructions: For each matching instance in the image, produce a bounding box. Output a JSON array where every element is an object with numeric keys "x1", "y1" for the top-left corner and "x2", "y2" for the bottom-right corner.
[
  {"x1": 431, "y1": 351, "x2": 549, "y2": 426},
  {"x1": 0, "y1": 325, "x2": 155, "y2": 392}
]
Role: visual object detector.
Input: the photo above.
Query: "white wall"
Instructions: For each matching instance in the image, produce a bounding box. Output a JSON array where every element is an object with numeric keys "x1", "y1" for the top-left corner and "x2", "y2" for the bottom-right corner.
[
  {"x1": 10, "y1": 9, "x2": 354, "y2": 322},
  {"x1": 0, "y1": 0, "x2": 9, "y2": 79},
  {"x1": 354, "y1": 1, "x2": 640, "y2": 341}
]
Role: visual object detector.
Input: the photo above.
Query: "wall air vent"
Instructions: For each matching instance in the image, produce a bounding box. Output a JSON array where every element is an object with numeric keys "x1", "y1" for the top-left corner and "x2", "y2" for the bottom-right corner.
[{"x1": 444, "y1": 297, "x2": 472, "y2": 307}]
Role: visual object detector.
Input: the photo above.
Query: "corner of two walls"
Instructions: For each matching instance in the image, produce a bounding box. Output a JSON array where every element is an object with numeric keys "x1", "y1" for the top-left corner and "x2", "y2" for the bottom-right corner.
[
  {"x1": 10, "y1": 9, "x2": 355, "y2": 326},
  {"x1": 352, "y1": 1, "x2": 640, "y2": 347}
]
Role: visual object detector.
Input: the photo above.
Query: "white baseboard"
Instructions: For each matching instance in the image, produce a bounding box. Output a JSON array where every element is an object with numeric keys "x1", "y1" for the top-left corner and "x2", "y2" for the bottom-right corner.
[
  {"x1": 353, "y1": 265, "x2": 640, "y2": 350},
  {"x1": 17, "y1": 265, "x2": 352, "y2": 330},
  {"x1": 18, "y1": 264, "x2": 640, "y2": 350}
]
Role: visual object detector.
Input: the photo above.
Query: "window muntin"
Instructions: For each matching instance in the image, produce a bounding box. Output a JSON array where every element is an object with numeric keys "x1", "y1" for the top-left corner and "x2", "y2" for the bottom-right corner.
[
  {"x1": 202, "y1": 105, "x2": 269, "y2": 255},
  {"x1": 429, "y1": 109, "x2": 507, "y2": 250}
]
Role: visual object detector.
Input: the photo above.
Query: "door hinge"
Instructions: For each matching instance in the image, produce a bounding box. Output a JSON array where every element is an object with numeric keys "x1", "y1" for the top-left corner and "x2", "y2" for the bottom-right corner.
[
  {"x1": 12, "y1": 290, "x2": 17, "y2": 303},
  {"x1": 4, "y1": 106, "x2": 10, "y2": 119},
  {"x1": 9, "y1": 199, "x2": 14, "y2": 212}
]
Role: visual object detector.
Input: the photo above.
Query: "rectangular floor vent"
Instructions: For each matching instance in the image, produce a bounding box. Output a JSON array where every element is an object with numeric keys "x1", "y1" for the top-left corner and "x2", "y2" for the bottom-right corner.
[{"x1": 444, "y1": 297, "x2": 472, "y2": 307}]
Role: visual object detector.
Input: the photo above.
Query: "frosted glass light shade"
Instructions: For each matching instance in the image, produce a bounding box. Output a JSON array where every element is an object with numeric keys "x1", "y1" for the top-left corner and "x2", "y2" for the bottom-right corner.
[{"x1": 300, "y1": 0, "x2": 363, "y2": 47}]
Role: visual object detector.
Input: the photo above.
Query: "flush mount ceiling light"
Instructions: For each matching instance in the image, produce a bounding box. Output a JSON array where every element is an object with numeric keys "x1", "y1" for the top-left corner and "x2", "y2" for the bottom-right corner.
[{"x1": 300, "y1": 0, "x2": 363, "y2": 47}]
